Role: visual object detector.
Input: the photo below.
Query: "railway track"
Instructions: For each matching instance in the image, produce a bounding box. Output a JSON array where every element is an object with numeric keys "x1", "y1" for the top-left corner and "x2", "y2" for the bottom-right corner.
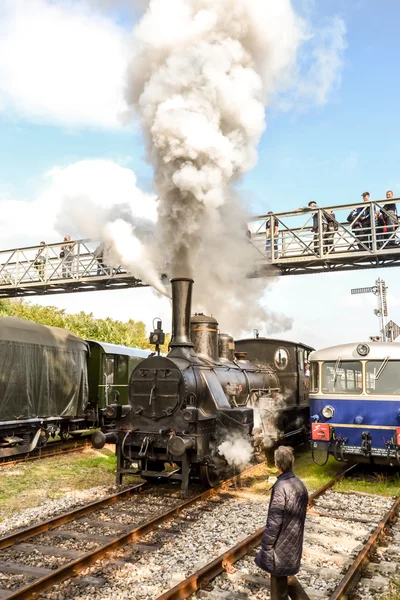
[
  {"x1": 0, "y1": 463, "x2": 398, "y2": 599},
  {"x1": 160, "y1": 465, "x2": 398, "y2": 600},
  {"x1": 0, "y1": 462, "x2": 267, "y2": 599},
  {"x1": 0, "y1": 436, "x2": 92, "y2": 469}
]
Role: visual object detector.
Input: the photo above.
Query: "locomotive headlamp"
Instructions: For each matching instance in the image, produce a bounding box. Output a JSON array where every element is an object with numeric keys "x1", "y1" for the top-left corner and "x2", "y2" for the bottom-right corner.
[
  {"x1": 357, "y1": 343, "x2": 370, "y2": 357},
  {"x1": 321, "y1": 405, "x2": 335, "y2": 419}
]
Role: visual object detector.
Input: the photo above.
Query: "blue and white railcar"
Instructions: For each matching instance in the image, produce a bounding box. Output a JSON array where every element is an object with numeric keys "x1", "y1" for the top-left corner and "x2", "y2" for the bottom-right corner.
[{"x1": 310, "y1": 341, "x2": 400, "y2": 465}]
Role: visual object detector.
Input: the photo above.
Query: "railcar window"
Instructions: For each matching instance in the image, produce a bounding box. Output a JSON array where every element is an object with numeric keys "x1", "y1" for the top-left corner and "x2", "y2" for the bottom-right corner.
[
  {"x1": 310, "y1": 363, "x2": 319, "y2": 392},
  {"x1": 321, "y1": 361, "x2": 362, "y2": 394},
  {"x1": 274, "y1": 347, "x2": 289, "y2": 370},
  {"x1": 366, "y1": 361, "x2": 400, "y2": 395},
  {"x1": 104, "y1": 356, "x2": 115, "y2": 385},
  {"x1": 117, "y1": 355, "x2": 128, "y2": 380}
]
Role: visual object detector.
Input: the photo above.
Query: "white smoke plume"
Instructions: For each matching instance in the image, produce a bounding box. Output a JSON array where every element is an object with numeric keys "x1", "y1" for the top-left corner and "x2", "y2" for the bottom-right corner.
[
  {"x1": 218, "y1": 435, "x2": 253, "y2": 471},
  {"x1": 125, "y1": 0, "x2": 304, "y2": 334},
  {"x1": 52, "y1": 159, "x2": 167, "y2": 295}
]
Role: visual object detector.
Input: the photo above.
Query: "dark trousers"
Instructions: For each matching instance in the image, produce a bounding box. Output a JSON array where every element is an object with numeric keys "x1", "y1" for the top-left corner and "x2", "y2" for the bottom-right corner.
[{"x1": 271, "y1": 575, "x2": 305, "y2": 600}]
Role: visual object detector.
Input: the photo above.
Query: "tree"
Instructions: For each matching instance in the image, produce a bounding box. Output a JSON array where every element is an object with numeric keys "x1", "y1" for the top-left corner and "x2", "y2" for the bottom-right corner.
[{"x1": 0, "y1": 299, "x2": 170, "y2": 353}]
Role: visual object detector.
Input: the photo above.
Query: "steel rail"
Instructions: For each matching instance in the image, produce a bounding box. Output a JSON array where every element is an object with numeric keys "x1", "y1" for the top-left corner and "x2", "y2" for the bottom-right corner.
[
  {"x1": 156, "y1": 528, "x2": 310, "y2": 600},
  {"x1": 0, "y1": 482, "x2": 146, "y2": 551},
  {"x1": 329, "y1": 495, "x2": 400, "y2": 600},
  {"x1": 153, "y1": 464, "x2": 358, "y2": 600},
  {"x1": 308, "y1": 463, "x2": 358, "y2": 506},
  {"x1": 0, "y1": 437, "x2": 91, "y2": 468},
  {"x1": 2, "y1": 462, "x2": 266, "y2": 599}
]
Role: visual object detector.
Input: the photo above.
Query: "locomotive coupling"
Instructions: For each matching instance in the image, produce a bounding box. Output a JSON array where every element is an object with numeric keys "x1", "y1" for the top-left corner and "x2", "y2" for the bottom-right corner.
[
  {"x1": 167, "y1": 436, "x2": 195, "y2": 456},
  {"x1": 92, "y1": 430, "x2": 118, "y2": 449}
]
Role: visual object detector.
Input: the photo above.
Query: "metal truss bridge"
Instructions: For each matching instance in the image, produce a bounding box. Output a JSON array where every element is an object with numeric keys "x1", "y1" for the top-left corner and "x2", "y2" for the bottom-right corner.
[
  {"x1": 251, "y1": 198, "x2": 400, "y2": 276},
  {"x1": 0, "y1": 199, "x2": 399, "y2": 298}
]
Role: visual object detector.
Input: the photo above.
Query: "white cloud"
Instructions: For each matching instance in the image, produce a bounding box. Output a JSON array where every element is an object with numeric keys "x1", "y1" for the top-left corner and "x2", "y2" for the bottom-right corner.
[
  {"x1": 0, "y1": 159, "x2": 156, "y2": 249},
  {"x1": 277, "y1": 14, "x2": 347, "y2": 111},
  {"x1": 296, "y1": 15, "x2": 347, "y2": 106},
  {"x1": 0, "y1": 1, "x2": 347, "y2": 129},
  {"x1": 0, "y1": 0, "x2": 128, "y2": 129}
]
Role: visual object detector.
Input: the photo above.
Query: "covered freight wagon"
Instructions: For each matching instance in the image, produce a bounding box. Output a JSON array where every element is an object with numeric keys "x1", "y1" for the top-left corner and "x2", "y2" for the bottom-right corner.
[{"x1": 0, "y1": 316, "x2": 89, "y2": 456}]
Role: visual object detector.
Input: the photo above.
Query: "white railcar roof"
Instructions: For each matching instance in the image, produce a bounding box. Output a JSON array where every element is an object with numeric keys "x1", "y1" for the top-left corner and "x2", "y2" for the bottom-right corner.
[{"x1": 310, "y1": 342, "x2": 400, "y2": 361}]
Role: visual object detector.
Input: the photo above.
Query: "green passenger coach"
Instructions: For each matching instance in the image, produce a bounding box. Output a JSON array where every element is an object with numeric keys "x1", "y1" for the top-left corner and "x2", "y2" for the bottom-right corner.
[{"x1": 87, "y1": 341, "x2": 151, "y2": 411}]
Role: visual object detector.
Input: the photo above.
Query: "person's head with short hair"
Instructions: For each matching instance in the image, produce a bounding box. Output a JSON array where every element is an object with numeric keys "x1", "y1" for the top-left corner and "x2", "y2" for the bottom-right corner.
[
  {"x1": 308, "y1": 201, "x2": 317, "y2": 207},
  {"x1": 274, "y1": 446, "x2": 294, "y2": 474},
  {"x1": 361, "y1": 192, "x2": 370, "y2": 201},
  {"x1": 40, "y1": 241, "x2": 45, "y2": 246},
  {"x1": 386, "y1": 190, "x2": 394, "y2": 199},
  {"x1": 64, "y1": 235, "x2": 71, "y2": 242}
]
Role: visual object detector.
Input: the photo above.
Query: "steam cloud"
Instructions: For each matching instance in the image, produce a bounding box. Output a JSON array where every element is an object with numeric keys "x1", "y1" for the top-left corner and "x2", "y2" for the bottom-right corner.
[
  {"x1": 124, "y1": 0, "x2": 302, "y2": 334},
  {"x1": 218, "y1": 435, "x2": 253, "y2": 471}
]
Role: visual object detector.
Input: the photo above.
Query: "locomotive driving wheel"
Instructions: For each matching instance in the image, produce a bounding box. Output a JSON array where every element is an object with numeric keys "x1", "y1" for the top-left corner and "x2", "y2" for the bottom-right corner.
[{"x1": 200, "y1": 464, "x2": 222, "y2": 488}]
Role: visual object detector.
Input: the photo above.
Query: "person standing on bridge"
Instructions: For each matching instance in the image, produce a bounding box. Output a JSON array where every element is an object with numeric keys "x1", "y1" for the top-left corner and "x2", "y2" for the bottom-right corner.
[
  {"x1": 381, "y1": 190, "x2": 398, "y2": 245},
  {"x1": 308, "y1": 201, "x2": 328, "y2": 255},
  {"x1": 255, "y1": 446, "x2": 308, "y2": 600},
  {"x1": 265, "y1": 211, "x2": 279, "y2": 258},
  {"x1": 347, "y1": 192, "x2": 377, "y2": 250},
  {"x1": 33, "y1": 241, "x2": 47, "y2": 280},
  {"x1": 60, "y1": 235, "x2": 75, "y2": 278}
]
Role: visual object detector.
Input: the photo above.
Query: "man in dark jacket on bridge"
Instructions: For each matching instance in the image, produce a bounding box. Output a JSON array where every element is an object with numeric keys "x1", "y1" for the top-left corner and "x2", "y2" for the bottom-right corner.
[{"x1": 255, "y1": 446, "x2": 308, "y2": 599}]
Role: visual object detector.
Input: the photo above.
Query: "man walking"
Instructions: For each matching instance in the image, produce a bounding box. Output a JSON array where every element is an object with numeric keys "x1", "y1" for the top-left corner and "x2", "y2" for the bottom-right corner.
[{"x1": 255, "y1": 446, "x2": 308, "y2": 599}]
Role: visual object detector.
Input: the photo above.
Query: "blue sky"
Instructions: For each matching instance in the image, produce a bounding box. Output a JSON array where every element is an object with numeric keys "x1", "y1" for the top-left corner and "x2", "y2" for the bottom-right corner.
[{"x1": 0, "y1": 0, "x2": 399, "y2": 349}]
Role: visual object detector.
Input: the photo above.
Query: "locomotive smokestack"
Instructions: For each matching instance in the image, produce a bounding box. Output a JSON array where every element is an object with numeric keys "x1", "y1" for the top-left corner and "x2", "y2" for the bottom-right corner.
[{"x1": 169, "y1": 278, "x2": 194, "y2": 348}]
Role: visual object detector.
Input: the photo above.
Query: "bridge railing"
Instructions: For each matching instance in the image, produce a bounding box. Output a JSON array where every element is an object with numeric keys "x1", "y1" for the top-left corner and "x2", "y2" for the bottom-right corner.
[
  {"x1": 0, "y1": 240, "x2": 130, "y2": 288},
  {"x1": 250, "y1": 199, "x2": 400, "y2": 263}
]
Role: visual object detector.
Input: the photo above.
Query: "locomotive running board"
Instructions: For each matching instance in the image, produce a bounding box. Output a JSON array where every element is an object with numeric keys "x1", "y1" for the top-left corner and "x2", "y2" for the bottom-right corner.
[
  {"x1": 0, "y1": 429, "x2": 42, "y2": 458},
  {"x1": 141, "y1": 468, "x2": 181, "y2": 479}
]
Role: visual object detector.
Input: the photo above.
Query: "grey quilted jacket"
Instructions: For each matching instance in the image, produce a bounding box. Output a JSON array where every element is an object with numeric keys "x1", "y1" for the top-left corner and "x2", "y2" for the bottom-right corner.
[{"x1": 255, "y1": 471, "x2": 308, "y2": 576}]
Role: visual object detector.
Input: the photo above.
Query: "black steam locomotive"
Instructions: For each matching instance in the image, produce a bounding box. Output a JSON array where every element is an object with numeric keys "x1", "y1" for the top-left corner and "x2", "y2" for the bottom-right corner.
[{"x1": 93, "y1": 278, "x2": 312, "y2": 493}]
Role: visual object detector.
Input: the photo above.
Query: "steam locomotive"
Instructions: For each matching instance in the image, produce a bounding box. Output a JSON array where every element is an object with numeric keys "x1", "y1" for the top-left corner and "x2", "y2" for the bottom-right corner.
[{"x1": 93, "y1": 278, "x2": 312, "y2": 493}]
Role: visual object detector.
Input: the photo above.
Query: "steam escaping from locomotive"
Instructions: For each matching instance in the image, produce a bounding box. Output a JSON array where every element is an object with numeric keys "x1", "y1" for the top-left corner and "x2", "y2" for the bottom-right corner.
[
  {"x1": 218, "y1": 435, "x2": 253, "y2": 471},
  {"x1": 126, "y1": 0, "x2": 302, "y2": 333}
]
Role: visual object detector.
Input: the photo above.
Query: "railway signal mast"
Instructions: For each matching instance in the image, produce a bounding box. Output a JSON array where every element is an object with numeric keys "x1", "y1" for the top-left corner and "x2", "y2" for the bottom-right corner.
[{"x1": 351, "y1": 278, "x2": 395, "y2": 342}]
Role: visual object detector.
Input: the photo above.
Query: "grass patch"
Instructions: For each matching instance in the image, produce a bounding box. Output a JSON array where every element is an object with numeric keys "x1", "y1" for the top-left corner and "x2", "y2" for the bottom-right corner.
[{"x1": 0, "y1": 447, "x2": 140, "y2": 521}]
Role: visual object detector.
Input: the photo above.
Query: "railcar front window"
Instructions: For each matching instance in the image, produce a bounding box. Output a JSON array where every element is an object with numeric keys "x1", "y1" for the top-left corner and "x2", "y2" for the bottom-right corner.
[
  {"x1": 366, "y1": 361, "x2": 400, "y2": 395},
  {"x1": 321, "y1": 361, "x2": 362, "y2": 394}
]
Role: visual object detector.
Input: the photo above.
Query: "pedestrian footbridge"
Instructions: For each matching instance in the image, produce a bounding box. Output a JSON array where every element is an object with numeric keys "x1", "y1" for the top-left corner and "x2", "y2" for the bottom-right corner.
[
  {"x1": 250, "y1": 198, "x2": 400, "y2": 276},
  {"x1": 0, "y1": 241, "x2": 147, "y2": 299},
  {"x1": 0, "y1": 199, "x2": 400, "y2": 298}
]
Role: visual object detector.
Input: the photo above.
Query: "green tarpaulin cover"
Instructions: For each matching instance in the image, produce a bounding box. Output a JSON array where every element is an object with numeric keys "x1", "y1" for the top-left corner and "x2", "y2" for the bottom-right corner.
[{"x1": 0, "y1": 317, "x2": 88, "y2": 420}]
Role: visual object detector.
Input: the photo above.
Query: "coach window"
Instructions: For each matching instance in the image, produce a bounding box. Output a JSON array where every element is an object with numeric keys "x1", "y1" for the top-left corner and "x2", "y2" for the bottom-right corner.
[
  {"x1": 321, "y1": 361, "x2": 362, "y2": 394},
  {"x1": 310, "y1": 362, "x2": 319, "y2": 392},
  {"x1": 104, "y1": 355, "x2": 115, "y2": 385},
  {"x1": 366, "y1": 360, "x2": 400, "y2": 395},
  {"x1": 117, "y1": 355, "x2": 128, "y2": 381},
  {"x1": 274, "y1": 347, "x2": 289, "y2": 370}
]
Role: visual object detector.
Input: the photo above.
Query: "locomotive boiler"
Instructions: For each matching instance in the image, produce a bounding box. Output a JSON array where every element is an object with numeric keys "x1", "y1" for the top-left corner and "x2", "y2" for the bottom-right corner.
[{"x1": 92, "y1": 277, "x2": 280, "y2": 493}]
